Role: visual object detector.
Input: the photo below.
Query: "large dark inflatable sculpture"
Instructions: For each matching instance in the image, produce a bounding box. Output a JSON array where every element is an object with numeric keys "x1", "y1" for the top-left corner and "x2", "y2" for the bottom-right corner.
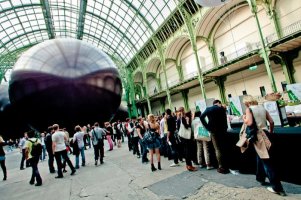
[
  {"x1": 9, "y1": 38, "x2": 122, "y2": 131},
  {"x1": 0, "y1": 85, "x2": 27, "y2": 138}
]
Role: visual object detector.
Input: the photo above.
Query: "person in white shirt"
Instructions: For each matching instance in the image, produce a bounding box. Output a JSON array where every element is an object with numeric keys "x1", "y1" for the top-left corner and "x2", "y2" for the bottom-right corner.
[
  {"x1": 19, "y1": 132, "x2": 29, "y2": 170},
  {"x1": 40, "y1": 132, "x2": 46, "y2": 161},
  {"x1": 73, "y1": 125, "x2": 86, "y2": 168},
  {"x1": 52, "y1": 124, "x2": 76, "y2": 178}
]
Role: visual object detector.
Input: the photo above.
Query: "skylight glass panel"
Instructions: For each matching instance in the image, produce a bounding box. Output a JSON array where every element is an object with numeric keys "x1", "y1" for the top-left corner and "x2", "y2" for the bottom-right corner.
[
  {"x1": 0, "y1": 0, "x2": 179, "y2": 69},
  {"x1": 0, "y1": 1, "x2": 10, "y2": 10}
]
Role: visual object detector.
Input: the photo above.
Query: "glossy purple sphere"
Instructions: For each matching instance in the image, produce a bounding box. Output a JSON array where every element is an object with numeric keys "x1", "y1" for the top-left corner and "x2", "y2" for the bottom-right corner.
[{"x1": 9, "y1": 38, "x2": 122, "y2": 130}]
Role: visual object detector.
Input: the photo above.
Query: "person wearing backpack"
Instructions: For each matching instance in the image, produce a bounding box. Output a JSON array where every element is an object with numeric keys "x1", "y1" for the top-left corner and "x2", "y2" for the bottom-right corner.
[
  {"x1": 25, "y1": 130, "x2": 42, "y2": 186},
  {"x1": 90, "y1": 122, "x2": 105, "y2": 165}
]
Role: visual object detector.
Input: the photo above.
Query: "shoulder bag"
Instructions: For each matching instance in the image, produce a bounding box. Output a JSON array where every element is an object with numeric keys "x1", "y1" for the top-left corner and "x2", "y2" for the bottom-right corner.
[
  {"x1": 194, "y1": 121, "x2": 211, "y2": 141},
  {"x1": 246, "y1": 108, "x2": 258, "y2": 142},
  {"x1": 178, "y1": 119, "x2": 191, "y2": 139}
]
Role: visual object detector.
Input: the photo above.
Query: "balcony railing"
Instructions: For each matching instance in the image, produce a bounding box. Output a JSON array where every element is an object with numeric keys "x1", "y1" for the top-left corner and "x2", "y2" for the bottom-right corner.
[
  {"x1": 143, "y1": 21, "x2": 301, "y2": 101},
  {"x1": 224, "y1": 42, "x2": 261, "y2": 64},
  {"x1": 266, "y1": 20, "x2": 301, "y2": 44}
]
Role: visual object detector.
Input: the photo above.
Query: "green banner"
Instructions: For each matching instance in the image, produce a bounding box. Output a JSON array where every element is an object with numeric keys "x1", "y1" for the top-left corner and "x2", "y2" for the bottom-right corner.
[{"x1": 230, "y1": 101, "x2": 241, "y2": 116}]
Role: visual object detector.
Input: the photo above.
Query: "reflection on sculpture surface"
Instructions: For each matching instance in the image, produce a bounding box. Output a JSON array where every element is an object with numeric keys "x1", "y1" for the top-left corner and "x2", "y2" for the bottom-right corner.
[{"x1": 9, "y1": 38, "x2": 122, "y2": 131}]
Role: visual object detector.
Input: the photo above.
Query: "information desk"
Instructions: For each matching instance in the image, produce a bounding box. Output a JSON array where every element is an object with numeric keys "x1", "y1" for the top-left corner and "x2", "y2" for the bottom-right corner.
[{"x1": 227, "y1": 125, "x2": 301, "y2": 185}]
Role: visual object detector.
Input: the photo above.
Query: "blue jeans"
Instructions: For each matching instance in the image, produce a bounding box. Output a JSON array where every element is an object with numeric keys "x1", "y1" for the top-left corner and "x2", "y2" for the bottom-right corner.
[
  {"x1": 139, "y1": 139, "x2": 148, "y2": 162},
  {"x1": 40, "y1": 145, "x2": 46, "y2": 160},
  {"x1": 256, "y1": 155, "x2": 284, "y2": 192},
  {"x1": 29, "y1": 157, "x2": 42, "y2": 184},
  {"x1": 75, "y1": 147, "x2": 85, "y2": 168}
]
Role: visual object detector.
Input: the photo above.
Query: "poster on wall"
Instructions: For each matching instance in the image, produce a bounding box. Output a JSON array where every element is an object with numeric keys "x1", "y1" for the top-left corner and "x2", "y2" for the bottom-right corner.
[
  {"x1": 286, "y1": 83, "x2": 301, "y2": 101},
  {"x1": 195, "y1": 98, "x2": 215, "y2": 113},
  {"x1": 229, "y1": 96, "x2": 246, "y2": 116},
  {"x1": 263, "y1": 101, "x2": 281, "y2": 126}
]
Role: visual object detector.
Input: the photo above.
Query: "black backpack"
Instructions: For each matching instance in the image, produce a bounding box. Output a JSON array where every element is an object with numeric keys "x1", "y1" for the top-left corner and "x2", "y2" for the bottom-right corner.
[{"x1": 29, "y1": 139, "x2": 42, "y2": 158}]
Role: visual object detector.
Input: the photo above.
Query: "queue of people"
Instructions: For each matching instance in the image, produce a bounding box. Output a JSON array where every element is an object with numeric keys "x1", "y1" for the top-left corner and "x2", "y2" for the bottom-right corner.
[
  {"x1": 122, "y1": 96, "x2": 286, "y2": 196},
  {"x1": 0, "y1": 95, "x2": 286, "y2": 196}
]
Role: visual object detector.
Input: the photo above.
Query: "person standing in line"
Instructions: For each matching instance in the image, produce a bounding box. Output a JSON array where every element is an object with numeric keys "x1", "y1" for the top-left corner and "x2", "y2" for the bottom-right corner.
[
  {"x1": 166, "y1": 108, "x2": 180, "y2": 167},
  {"x1": 129, "y1": 117, "x2": 140, "y2": 158},
  {"x1": 125, "y1": 118, "x2": 133, "y2": 151},
  {"x1": 0, "y1": 135, "x2": 7, "y2": 181},
  {"x1": 159, "y1": 113, "x2": 168, "y2": 158},
  {"x1": 191, "y1": 109, "x2": 213, "y2": 170},
  {"x1": 146, "y1": 114, "x2": 161, "y2": 172},
  {"x1": 45, "y1": 126, "x2": 56, "y2": 173},
  {"x1": 200, "y1": 99, "x2": 230, "y2": 174},
  {"x1": 25, "y1": 130, "x2": 42, "y2": 186},
  {"x1": 73, "y1": 125, "x2": 86, "y2": 169},
  {"x1": 178, "y1": 107, "x2": 197, "y2": 172},
  {"x1": 52, "y1": 124, "x2": 76, "y2": 178},
  {"x1": 19, "y1": 132, "x2": 29, "y2": 170},
  {"x1": 115, "y1": 121, "x2": 122, "y2": 148},
  {"x1": 90, "y1": 122, "x2": 105, "y2": 165},
  {"x1": 136, "y1": 117, "x2": 148, "y2": 163},
  {"x1": 243, "y1": 96, "x2": 286, "y2": 196}
]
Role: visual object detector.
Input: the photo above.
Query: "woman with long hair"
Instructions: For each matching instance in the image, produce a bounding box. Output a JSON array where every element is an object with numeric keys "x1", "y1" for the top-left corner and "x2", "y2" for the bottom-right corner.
[
  {"x1": 178, "y1": 107, "x2": 197, "y2": 171},
  {"x1": 147, "y1": 114, "x2": 161, "y2": 171}
]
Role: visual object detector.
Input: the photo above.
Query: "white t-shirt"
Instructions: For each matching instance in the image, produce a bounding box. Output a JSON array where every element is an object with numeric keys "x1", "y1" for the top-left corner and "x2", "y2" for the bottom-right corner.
[
  {"x1": 52, "y1": 131, "x2": 66, "y2": 152},
  {"x1": 73, "y1": 131, "x2": 85, "y2": 148}
]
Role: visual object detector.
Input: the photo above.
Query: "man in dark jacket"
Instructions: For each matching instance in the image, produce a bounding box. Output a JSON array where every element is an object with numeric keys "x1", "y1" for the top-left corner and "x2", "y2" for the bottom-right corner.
[
  {"x1": 45, "y1": 126, "x2": 55, "y2": 173},
  {"x1": 200, "y1": 99, "x2": 229, "y2": 174},
  {"x1": 166, "y1": 108, "x2": 180, "y2": 167}
]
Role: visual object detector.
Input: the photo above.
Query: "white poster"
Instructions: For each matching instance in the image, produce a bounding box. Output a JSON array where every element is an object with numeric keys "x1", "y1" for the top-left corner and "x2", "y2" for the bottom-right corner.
[
  {"x1": 229, "y1": 96, "x2": 243, "y2": 116},
  {"x1": 287, "y1": 83, "x2": 301, "y2": 100},
  {"x1": 195, "y1": 98, "x2": 215, "y2": 113},
  {"x1": 263, "y1": 101, "x2": 281, "y2": 126}
]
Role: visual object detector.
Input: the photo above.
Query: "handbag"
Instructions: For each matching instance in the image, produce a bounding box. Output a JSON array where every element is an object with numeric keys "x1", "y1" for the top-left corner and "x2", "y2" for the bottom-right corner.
[
  {"x1": 194, "y1": 121, "x2": 211, "y2": 141},
  {"x1": 142, "y1": 130, "x2": 156, "y2": 144},
  {"x1": 236, "y1": 123, "x2": 249, "y2": 153},
  {"x1": 246, "y1": 108, "x2": 258, "y2": 142},
  {"x1": 178, "y1": 119, "x2": 191, "y2": 139}
]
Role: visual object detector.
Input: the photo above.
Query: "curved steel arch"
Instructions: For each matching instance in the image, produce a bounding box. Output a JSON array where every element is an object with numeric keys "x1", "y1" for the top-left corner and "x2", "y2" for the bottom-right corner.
[
  {"x1": 0, "y1": 29, "x2": 48, "y2": 50},
  {"x1": 82, "y1": 32, "x2": 125, "y2": 62},
  {"x1": 86, "y1": 11, "x2": 138, "y2": 52}
]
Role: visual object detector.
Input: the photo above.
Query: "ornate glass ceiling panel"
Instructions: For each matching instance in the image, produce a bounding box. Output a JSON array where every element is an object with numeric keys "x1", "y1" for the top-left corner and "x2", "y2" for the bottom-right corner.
[{"x1": 0, "y1": 0, "x2": 177, "y2": 70}]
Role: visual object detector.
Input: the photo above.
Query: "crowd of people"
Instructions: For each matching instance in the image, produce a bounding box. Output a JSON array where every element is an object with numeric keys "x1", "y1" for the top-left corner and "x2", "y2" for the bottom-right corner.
[{"x1": 0, "y1": 96, "x2": 286, "y2": 196}]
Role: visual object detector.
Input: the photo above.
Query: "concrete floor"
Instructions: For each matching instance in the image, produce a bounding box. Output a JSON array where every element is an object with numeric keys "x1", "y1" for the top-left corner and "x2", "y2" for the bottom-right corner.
[{"x1": 1, "y1": 140, "x2": 301, "y2": 200}]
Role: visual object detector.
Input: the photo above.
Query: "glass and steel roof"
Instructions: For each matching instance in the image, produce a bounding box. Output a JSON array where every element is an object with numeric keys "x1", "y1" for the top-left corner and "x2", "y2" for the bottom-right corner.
[{"x1": 0, "y1": 0, "x2": 178, "y2": 72}]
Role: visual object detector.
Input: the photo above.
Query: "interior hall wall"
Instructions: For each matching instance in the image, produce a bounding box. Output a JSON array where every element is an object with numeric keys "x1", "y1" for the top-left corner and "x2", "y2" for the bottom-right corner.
[
  {"x1": 165, "y1": 60, "x2": 180, "y2": 87},
  {"x1": 276, "y1": 0, "x2": 301, "y2": 28},
  {"x1": 170, "y1": 92, "x2": 184, "y2": 112},
  {"x1": 214, "y1": 6, "x2": 261, "y2": 63},
  {"x1": 150, "y1": 100, "x2": 162, "y2": 116},
  {"x1": 293, "y1": 52, "x2": 301, "y2": 83},
  {"x1": 147, "y1": 76, "x2": 158, "y2": 96},
  {"x1": 224, "y1": 64, "x2": 285, "y2": 97},
  {"x1": 204, "y1": 81, "x2": 219, "y2": 100},
  {"x1": 181, "y1": 44, "x2": 198, "y2": 79},
  {"x1": 188, "y1": 86, "x2": 203, "y2": 110},
  {"x1": 196, "y1": 39, "x2": 213, "y2": 71}
]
